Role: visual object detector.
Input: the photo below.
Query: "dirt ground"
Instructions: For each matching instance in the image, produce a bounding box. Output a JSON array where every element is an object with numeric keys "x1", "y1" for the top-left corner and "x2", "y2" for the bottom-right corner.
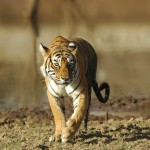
[{"x1": 0, "y1": 96, "x2": 150, "y2": 150}]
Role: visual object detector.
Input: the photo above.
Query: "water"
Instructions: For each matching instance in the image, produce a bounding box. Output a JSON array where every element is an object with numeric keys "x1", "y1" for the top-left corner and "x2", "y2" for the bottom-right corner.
[{"x1": 0, "y1": 22, "x2": 150, "y2": 110}]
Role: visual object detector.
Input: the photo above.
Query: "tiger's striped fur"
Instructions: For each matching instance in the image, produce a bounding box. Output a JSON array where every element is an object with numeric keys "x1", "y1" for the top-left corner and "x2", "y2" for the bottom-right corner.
[{"x1": 40, "y1": 36, "x2": 110, "y2": 142}]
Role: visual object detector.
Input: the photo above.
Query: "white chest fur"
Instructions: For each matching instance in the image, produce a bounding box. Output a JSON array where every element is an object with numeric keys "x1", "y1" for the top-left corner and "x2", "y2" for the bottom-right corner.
[
  {"x1": 48, "y1": 79, "x2": 68, "y2": 97},
  {"x1": 47, "y1": 71, "x2": 84, "y2": 99}
]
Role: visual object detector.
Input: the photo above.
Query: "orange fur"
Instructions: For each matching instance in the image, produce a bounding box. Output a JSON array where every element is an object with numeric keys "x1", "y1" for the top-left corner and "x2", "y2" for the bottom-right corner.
[{"x1": 40, "y1": 36, "x2": 110, "y2": 142}]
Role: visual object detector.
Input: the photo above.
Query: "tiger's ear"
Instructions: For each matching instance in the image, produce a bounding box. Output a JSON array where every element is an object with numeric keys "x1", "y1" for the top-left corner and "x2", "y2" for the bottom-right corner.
[
  {"x1": 71, "y1": 48, "x2": 77, "y2": 56},
  {"x1": 68, "y1": 41, "x2": 77, "y2": 55},
  {"x1": 39, "y1": 43, "x2": 50, "y2": 57}
]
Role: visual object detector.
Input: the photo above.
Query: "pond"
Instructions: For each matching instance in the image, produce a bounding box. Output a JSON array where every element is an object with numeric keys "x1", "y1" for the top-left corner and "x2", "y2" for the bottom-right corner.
[{"x1": 0, "y1": 21, "x2": 150, "y2": 110}]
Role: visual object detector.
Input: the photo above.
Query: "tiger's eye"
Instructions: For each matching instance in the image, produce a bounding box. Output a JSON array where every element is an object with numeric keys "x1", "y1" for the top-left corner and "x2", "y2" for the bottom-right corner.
[{"x1": 54, "y1": 63, "x2": 59, "y2": 67}]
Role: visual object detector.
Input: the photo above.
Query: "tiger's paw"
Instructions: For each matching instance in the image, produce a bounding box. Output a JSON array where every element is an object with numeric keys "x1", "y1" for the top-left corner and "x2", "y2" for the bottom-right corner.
[
  {"x1": 61, "y1": 127, "x2": 74, "y2": 142},
  {"x1": 49, "y1": 134, "x2": 61, "y2": 143}
]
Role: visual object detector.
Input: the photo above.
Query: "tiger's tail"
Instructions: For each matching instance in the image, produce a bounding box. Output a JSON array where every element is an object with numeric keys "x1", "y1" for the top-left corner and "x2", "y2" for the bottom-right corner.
[{"x1": 92, "y1": 80, "x2": 110, "y2": 103}]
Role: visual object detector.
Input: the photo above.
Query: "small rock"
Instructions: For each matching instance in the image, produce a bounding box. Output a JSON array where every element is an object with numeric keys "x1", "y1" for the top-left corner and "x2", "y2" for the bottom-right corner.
[
  {"x1": 128, "y1": 117, "x2": 134, "y2": 123},
  {"x1": 135, "y1": 117, "x2": 143, "y2": 122},
  {"x1": 108, "y1": 119, "x2": 114, "y2": 124}
]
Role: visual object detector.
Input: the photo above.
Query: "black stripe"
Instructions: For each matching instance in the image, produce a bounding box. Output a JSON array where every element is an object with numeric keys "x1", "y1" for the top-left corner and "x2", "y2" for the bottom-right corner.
[
  {"x1": 65, "y1": 54, "x2": 71, "y2": 58},
  {"x1": 62, "y1": 106, "x2": 65, "y2": 113},
  {"x1": 48, "y1": 70, "x2": 54, "y2": 73},
  {"x1": 50, "y1": 83, "x2": 58, "y2": 95},
  {"x1": 69, "y1": 77, "x2": 82, "y2": 94},
  {"x1": 45, "y1": 58, "x2": 49, "y2": 75},
  {"x1": 50, "y1": 93, "x2": 60, "y2": 99},
  {"x1": 46, "y1": 58, "x2": 51, "y2": 75},
  {"x1": 53, "y1": 59, "x2": 57, "y2": 62},
  {"x1": 73, "y1": 89, "x2": 85, "y2": 101},
  {"x1": 51, "y1": 97, "x2": 65, "y2": 113},
  {"x1": 55, "y1": 53, "x2": 61, "y2": 57},
  {"x1": 50, "y1": 73, "x2": 55, "y2": 75},
  {"x1": 72, "y1": 70, "x2": 79, "y2": 84},
  {"x1": 73, "y1": 97, "x2": 85, "y2": 110},
  {"x1": 51, "y1": 92, "x2": 64, "y2": 99},
  {"x1": 74, "y1": 104, "x2": 78, "y2": 110},
  {"x1": 56, "y1": 102, "x2": 65, "y2": 113},
  {"x1": 49, "y1": 82, "x2": 63, "y2": 98},
  {"x1": 53, "y1": 51, "x2": 61, "y2": 55}
]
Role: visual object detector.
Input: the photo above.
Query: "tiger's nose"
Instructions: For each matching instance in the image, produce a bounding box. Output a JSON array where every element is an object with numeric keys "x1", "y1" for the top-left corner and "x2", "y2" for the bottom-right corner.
[{"x1": 61, "y1": 77, "x2": 69, "y2": 81}]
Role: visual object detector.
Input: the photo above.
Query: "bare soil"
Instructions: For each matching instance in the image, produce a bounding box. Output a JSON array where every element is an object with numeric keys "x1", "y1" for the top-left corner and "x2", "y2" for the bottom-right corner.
[{"x1": 0, "y1": 97, "x2": 150, "y2": 150}]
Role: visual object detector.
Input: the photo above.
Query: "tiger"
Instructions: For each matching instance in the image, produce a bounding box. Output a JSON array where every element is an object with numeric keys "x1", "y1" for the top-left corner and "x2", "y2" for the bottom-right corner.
[{"x1": 39, "y1": 36, "x2": 110, "y2": 142}]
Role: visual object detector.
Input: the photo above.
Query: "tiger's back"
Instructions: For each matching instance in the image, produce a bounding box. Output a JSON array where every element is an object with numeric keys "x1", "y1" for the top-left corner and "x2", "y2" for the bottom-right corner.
[{"x1": 74, "y1": 38, "x2": 97, "y2": 86}]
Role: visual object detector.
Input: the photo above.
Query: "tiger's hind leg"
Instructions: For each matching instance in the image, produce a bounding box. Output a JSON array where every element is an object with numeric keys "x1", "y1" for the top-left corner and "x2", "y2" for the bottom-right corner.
[
  {"x1": 47, "y1": 91, "x2": 65, "y2": 142},
  {"x1": 84, "y1": 87, "x2": 91, "y2": 130}
]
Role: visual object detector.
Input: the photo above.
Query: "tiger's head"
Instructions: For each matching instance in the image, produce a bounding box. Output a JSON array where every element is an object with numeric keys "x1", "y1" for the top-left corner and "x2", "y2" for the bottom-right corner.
[{"x1": 40, "y1": 36, "x2": 78, "y2": 85}]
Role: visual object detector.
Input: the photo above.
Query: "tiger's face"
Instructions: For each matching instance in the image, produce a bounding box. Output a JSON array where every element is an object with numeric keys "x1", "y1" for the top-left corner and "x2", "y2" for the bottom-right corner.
[
  {"x1": 49, "y1": 50, "x2": 76, "y2": 84},
  {"x1": 40, "y1": 41, "x2": 77, "y2": 85}
]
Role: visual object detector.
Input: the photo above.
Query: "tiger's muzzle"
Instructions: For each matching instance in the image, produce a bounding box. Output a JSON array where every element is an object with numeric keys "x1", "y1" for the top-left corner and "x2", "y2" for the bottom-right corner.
[{"x1": 55, "y1": 58, "x2": 76, "y2": 85}]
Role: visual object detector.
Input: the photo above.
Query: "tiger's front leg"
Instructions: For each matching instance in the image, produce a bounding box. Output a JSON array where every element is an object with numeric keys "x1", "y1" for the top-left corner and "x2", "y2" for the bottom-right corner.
[
  {"x1": 62, "y1": 90, "x2": 88, "y2": 142},
  {"x1": 47, "y1": 91, "x2": 65, "y2": 142}
]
